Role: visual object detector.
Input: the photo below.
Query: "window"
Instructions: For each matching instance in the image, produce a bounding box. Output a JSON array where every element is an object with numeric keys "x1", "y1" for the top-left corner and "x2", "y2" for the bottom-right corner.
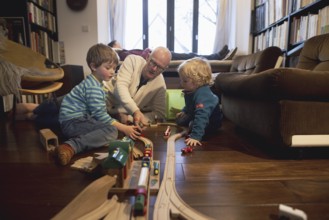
[
  {"x1": 124, "y1": 0, "x2": 143, "y2": 48},
  {"x1": 124, "y1": 0, "x2": 218, "y2": 53}
]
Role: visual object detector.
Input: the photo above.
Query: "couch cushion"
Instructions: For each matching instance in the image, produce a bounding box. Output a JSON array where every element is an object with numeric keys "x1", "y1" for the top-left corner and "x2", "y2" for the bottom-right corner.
[
  {"x1": 297, "y1": 33, "x2": 329, "y2": 71},
  {"x1": 229, "y1": 46, "x2": 282, "y2": 74}
]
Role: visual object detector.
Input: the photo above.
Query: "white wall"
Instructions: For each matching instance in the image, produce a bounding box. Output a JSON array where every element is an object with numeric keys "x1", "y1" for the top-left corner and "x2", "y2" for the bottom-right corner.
[
  {"x1": 57, "y1": 0, "x2": 109, "y2": 74},
  {"x1": 56, "y1": 0, "x2": 251, "y2": 74}
]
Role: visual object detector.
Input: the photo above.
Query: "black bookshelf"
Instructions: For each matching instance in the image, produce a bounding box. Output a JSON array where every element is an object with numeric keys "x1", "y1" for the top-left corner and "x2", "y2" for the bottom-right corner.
[
  {"x1": 0, "y1": 0, "x2": 59, "y2": 63},
  {"x1": 251, "y1": 0, "x2": 329, "y2": 66}
]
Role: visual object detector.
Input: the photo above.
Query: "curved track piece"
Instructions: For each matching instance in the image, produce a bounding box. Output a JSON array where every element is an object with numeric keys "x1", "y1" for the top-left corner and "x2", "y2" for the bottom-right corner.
[
  {"x1": 77, "y1": 196, "x2": 118, "y2": 220},
  {"x1": 51, "y1": 175, "x2": 116, "y2": 220},
  {"x1": 153, "y1": 128, "x2": 215, "y2": 220}
]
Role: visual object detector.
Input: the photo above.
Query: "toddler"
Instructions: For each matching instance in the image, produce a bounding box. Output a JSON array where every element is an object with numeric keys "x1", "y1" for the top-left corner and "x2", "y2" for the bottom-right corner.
[{"x1": 176, "y1": 57, "x2": 223, "y2": 147}]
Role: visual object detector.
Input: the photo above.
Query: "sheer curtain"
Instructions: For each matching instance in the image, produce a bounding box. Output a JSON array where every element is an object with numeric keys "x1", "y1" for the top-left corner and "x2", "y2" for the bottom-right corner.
[
  {"x1": 213, "y1": 0, "x2": 236, "y2": 52},
  {"x1": 108, "y1": 0, "x2": 126, "y2": 46}
]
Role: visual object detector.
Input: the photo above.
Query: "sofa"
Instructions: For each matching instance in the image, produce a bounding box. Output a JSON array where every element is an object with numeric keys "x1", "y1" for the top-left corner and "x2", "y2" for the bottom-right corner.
[
  {"x1": 213, "y1": 33, "x2": 329, "y2": 148},
  {"x1": 164, "y1": 47, "x2": 238, "y2": 74}
]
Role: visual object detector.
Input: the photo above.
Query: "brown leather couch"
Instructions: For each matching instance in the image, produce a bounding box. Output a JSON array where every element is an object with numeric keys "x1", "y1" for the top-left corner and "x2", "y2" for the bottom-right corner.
[
  {"x1": 211, "y1": 46, "x2": 282, "y2": 98},
  {"x1": 213, "y1": 34, "x2": 329, "y2": 148}
]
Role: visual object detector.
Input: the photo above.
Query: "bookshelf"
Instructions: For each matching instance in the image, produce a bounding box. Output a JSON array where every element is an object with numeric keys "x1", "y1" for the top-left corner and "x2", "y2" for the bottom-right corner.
[
  {"x1": 0, "y1": 0, "x2": 61, "y2": 64},
  {"x1": 251, "y1": 0, "x2": 329, "y2": 66}
]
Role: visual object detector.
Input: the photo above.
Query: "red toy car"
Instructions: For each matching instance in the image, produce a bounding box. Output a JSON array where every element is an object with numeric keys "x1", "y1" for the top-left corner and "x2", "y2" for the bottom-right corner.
[
  {"x1": 163, "y1": 126, "x2": 171, "y2": 138},
  {"x1": 181, "y1": 146, "x2": 193, "y2": 154}
]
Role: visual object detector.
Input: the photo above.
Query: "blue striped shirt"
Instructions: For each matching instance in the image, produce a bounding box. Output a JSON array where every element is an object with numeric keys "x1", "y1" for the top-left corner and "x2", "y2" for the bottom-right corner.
[{"x1": 59, "y1": 74, "x2": 115, "y2": 125}]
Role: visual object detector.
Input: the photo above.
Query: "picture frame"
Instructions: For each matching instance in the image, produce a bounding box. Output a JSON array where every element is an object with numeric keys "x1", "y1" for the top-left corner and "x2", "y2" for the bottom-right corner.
[{"x1": 0, "y1": 16, "x2": 27, "y2": 46}]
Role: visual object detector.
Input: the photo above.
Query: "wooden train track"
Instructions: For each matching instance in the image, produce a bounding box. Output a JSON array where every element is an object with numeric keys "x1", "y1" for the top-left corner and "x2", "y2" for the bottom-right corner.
[
  {"x1": 153, "y1": 125, "x2": 215, "y2": 220},
  {"x1": 51, "y1": 175, "x2": 120, "y2": 220},
  {"x1": 53, "y1": 123, "x2": 214, "y2": 219}
]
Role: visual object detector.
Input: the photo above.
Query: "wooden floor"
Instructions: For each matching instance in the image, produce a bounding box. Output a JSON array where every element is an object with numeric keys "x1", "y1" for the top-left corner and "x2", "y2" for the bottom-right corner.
[{"x1": 1, "y1": 116, "x2": 329, "y2": 220}]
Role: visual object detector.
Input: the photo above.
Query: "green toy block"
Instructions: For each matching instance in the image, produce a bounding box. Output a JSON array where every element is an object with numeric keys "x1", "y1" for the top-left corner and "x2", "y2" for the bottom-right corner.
[{"x1": 166, "y1": 89, "x2": 185, "y2": 120}]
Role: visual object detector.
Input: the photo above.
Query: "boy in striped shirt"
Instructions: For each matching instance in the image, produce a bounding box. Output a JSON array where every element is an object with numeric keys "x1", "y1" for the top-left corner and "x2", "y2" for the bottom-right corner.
[{"x1": 56, "y1": 43, "x2": 141, "y2": 165}]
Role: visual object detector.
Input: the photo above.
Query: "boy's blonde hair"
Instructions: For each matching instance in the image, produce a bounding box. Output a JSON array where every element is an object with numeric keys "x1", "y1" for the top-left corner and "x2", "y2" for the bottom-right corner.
[
  {"x1": 86, "y1": 43, "x2": 119, "y2": 70},
  {"x1": 178, "y1": 57, "x2": 212, "y2": 87}
]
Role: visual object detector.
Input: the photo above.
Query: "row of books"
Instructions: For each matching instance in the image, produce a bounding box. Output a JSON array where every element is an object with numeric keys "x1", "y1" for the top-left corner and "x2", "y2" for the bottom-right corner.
[
  {"x1": 253, "y1": 5, "x2": 329, "y2": 51},
  {"x1": 0, "y1": 17, "x2": 27, "y2": 45},
  {"x1": 27, "y1": 2, "x2": 56, "y2": 33},
  {"x1": 252, "y1": 0, "x2": 319, "y2": 33},
  {"x1": 30, "y1": 30, "x2": 65, "y2": 64},
  {"x1": 253, "y1": 21, "x2": 288, "y2": 52},
  {"x1": 29, "y1": 0, "x2": 55, "y2": 13},
  {"x1": 290, "y1": 5, "x2": 329, "y2": 44},
  {"x1": 252, "y1": 0, "x2": 290, "y2": 33},
  {"x1": 290, "y1": 0, "x2": 319, "y2": 13}
]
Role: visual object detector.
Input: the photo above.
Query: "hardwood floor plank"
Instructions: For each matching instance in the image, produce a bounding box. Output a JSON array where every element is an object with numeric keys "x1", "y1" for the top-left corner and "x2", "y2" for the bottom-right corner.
[
  {"x1": 176, "y1": 180, "x2": 329, "y2": 204},
  {"x1": 182, "y1": 161, "x2": 329, "y2": 181}
]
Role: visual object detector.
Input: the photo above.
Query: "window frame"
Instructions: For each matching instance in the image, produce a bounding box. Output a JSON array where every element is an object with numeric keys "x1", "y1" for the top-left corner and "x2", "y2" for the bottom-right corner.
[{"x1": 141, "y1": 0, "x2": 201, "y2": 53}]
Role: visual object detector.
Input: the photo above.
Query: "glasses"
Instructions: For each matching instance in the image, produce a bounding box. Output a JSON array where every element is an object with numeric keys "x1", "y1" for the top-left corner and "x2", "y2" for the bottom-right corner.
[{"x1": 149, "y1": 58, "x2": 167, "y2": 73}]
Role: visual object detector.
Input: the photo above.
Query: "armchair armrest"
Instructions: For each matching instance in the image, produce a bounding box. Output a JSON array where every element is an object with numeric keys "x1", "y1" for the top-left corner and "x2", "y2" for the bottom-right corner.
[
  {"x1": 216, "y1": 68, "x2": 329, "y2": 101},
  {"x1": 275, "y1": 68, "x2": 329, "y2": 100},
  {"x1": 208, "y1": 60, "x2": 232, "y2": 72}
]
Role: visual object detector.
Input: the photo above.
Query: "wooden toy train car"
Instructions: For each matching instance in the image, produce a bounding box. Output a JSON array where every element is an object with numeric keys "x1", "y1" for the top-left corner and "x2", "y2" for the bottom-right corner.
[{"x1": 133, "y1": 162, "x2": 150, "y2": 216}]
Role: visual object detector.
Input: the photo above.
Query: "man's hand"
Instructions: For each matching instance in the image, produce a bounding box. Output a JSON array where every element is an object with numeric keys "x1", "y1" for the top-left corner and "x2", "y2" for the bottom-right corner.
[{"x1": 133, "y1": 110, "x2": 149, "y2": 127}]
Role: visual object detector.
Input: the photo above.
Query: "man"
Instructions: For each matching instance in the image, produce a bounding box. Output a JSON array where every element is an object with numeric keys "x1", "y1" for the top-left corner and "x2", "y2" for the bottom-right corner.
[{"x1": 103, "y1": 46, "x2": 172, "y2": 126}]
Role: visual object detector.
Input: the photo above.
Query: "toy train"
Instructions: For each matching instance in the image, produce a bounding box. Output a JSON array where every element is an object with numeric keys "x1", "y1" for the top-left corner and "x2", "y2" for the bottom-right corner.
[
  {"x1": 133, "y1": 137, "x2": 155, "y2": 216},
  {"x1": 133, "y1": 156, "x2": 150, "y2": 216}
]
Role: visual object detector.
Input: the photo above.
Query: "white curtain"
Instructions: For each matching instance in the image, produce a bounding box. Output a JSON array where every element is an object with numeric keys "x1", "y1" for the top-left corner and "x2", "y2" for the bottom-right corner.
[
  {"x1": 109, "y1": 0, "x2": 236, "y2": 52},
  {"x1": 108, "y1": 0, "x2": 126, "y2": 46},
  {"x1": 213, "y1": 0, "x2": 236, "y2": 52}
]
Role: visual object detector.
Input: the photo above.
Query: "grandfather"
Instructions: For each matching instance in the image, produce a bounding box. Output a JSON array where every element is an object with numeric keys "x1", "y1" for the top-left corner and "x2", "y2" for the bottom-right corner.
[{"x1": 104, "y1": 46, "x2": 172, "y2": 126}]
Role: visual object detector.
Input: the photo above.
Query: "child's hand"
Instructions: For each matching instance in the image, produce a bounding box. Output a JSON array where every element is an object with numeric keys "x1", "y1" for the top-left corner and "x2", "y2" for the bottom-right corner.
[
  {"x1": 185, "y1": 137, "x2": 202, "y2": 147},
  {"x1": 176, "y1": 111, "x2": 185, "y2": 119},
  {"x1": 123, "y1": 124, "x2": 141, "y2": 140}
]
